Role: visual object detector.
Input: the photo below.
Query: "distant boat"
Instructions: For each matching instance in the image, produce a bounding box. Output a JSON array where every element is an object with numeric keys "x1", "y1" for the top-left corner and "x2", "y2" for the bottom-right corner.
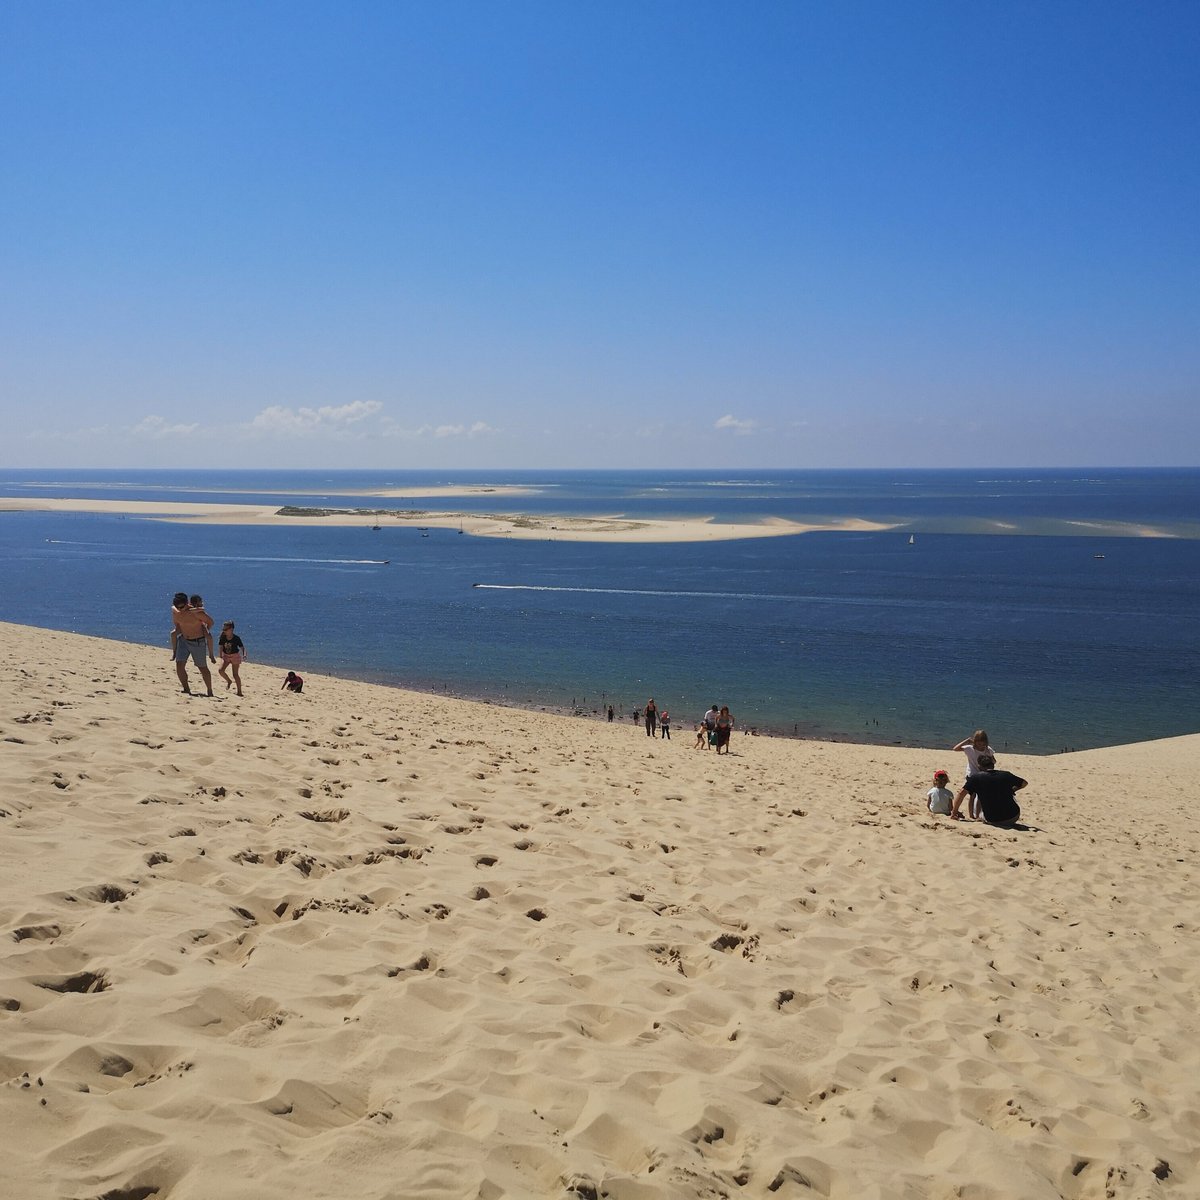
[
  {"x1": 372, "y1": 523, "x2": 380, "y2": 531},
  {"x1": 1093, "y1": 554, "x2": 1105, "y2": 559},
  {"x1": 908, "y1": 534, "x2": 915, "y2": 546}
]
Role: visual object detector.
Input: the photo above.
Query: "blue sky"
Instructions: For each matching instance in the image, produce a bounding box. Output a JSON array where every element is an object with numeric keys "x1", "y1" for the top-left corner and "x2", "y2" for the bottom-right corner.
[{"x1": 2, "y1": 2, "x2": 1197, "y2": 469}]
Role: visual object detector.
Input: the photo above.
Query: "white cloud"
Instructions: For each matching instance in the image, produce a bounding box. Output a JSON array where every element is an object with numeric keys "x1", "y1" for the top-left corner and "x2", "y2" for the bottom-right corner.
[
  {"x1": 248, "y1": 401, "x2": 382, "y2": 436},
  {"x1": 131, "y1": 415, "x2": 200, "y2": 438},
  {"x1": 381, "y1": 419, "x2": 498, "y2": 440},
  {"x1": 26, "y1": 424, "x2": 113, "y2": 442},
  {"x1": 714, "y1": 414, "x2": 758, "y2": 435}
]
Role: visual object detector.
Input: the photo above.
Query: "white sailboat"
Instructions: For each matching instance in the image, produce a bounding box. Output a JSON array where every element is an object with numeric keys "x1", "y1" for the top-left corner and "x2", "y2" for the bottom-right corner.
[{"x1": 908, "y1": 533, "x2": 915, "y2": 546}]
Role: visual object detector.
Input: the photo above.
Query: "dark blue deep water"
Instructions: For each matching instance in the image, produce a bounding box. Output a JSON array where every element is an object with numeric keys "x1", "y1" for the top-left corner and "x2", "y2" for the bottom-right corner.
[{"x1": 2, "y1": 468, "x2": 1198, "y2": 753}]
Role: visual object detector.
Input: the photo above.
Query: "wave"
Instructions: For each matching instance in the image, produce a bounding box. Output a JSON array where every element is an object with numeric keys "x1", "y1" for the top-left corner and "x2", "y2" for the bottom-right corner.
[
  {"x1": 473, "y1": 583, "x2": 799, "y2": 601},
  {"x1": 44, "y1": 546, "x2": 390, "y2": 566}
]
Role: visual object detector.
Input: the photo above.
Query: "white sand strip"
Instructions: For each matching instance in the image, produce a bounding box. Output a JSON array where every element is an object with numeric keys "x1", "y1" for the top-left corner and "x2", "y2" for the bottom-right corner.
[{"x1": 0, "y1": 498, "x2": 893, "y2": 542}]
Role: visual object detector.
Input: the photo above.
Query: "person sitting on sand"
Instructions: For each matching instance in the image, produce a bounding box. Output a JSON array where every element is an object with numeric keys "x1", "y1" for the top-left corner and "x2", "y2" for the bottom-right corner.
[
  {"x1": 172, "y1": 593, "x2": 215, "y2": 696},
  {"x1": 951, "y1": 754, "x2": 1026, "y2": 825},
  {"x1": 282, "y1": 670, "x2": 304, "y2": 693},
  {"x1": 953, "y1": 729, "x2": 995, "y2": 820},
  {"x1": 217, "y1": 621, "x2": 246, "y2": 696},
  {"x1": 926, "y1": 769, "x2": 954, "y2": 815}
]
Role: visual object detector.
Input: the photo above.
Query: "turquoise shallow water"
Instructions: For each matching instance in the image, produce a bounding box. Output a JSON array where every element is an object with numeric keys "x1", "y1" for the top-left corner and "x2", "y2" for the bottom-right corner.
[{"x1": 2, "y1": 468, "x2": 1198, "y2": 753}]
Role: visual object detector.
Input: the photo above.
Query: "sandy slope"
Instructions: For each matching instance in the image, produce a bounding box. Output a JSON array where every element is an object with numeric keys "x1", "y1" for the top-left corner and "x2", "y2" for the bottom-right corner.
[{"x1": 0, "y1": 622, "x2": 1197, "y2": 1200}]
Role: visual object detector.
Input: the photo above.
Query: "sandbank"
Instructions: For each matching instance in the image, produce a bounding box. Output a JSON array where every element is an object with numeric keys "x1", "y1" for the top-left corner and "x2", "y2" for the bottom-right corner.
[
  {"x1": 2, "y1": 621, "x2": 1198, "y2": 1199},
  {"x1": 4, "y1": 483, "x2": 542, "y2": 500},
  {"x1": 0, "y1": 497, "x2": 892, "y2": 542}
]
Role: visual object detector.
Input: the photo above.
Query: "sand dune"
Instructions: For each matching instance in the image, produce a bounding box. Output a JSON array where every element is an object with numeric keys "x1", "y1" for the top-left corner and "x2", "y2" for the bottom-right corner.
[{"x1": 1, "y1": 622, "x2": 1197, "y2": 1199}]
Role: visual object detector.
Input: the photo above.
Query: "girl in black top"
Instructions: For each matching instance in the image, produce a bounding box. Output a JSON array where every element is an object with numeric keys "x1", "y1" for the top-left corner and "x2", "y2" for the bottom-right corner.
[{"x1": 217, "y1": 621, "x2": 247, "y2": 696}]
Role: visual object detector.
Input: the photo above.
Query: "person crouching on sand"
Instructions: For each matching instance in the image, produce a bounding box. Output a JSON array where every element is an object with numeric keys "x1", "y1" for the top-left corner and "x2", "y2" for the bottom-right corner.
[
  {"x1": 282, "y1": 671, "x2": 304, "y2": 693},
  {"x1": 951, "y1": 754, "x2": 1026, "y2": 825}
]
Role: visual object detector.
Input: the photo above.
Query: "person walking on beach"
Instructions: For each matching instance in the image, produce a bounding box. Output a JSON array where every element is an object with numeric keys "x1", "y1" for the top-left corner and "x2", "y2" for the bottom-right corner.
[
  {"x1": 217, "y1": 620, "x2": 246, "y2": 696},
  {"x1": 170, "y1": 594, "x2": 215, "y2": 664},
  {"x1": 951, "y1": 754, "x2": 1026, "y2": 825},
  {"x1": 172, "y1": 592, "x2": 215, "y2": 696},
  {"x1": 607, "y1": 705, "x2": 615, "y2": 723},
  {"x1": 953, "y1": 730, "x2": 995, "y2": 820},
  {"x1": 699, "y1": 703, "x2": 719, "y2": 749},
  {"x1": 659, "y1": 708, "x2": 671, "y2": 739},
  {"x1": 644, "y1": 698, "x2": 658, "y2": 737},
  {"x1": 714, "y1": 705, "x2": 734, "y2": 753}
]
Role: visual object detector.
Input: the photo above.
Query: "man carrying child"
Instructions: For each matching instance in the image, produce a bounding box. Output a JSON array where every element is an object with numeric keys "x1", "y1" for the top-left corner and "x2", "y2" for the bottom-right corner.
[{"x1": 172, "y1": 591, "x2": 216, "y2": 696}]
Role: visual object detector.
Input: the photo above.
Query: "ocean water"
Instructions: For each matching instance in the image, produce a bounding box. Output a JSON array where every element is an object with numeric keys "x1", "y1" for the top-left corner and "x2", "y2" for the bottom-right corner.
[{"x1": 2, "y1": 468, "x2": 1198, "y2": 753}]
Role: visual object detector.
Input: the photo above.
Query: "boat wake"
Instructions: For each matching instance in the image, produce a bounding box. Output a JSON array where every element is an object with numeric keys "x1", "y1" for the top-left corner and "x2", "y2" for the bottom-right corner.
[{"x1": 472, "y1": 583, "x2": 789, "y2": 600}]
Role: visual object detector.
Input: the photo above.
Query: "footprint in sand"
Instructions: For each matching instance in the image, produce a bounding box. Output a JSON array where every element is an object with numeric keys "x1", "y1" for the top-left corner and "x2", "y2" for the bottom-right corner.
[{"x1": 12, "y1": 924, "x2": 63, "y2": 942}]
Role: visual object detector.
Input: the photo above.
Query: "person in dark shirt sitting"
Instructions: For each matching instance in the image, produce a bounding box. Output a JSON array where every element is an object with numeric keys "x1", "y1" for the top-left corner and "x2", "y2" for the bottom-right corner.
[{"x1": 951, "y1": 753, "x2": 1026, "y2": 825}]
